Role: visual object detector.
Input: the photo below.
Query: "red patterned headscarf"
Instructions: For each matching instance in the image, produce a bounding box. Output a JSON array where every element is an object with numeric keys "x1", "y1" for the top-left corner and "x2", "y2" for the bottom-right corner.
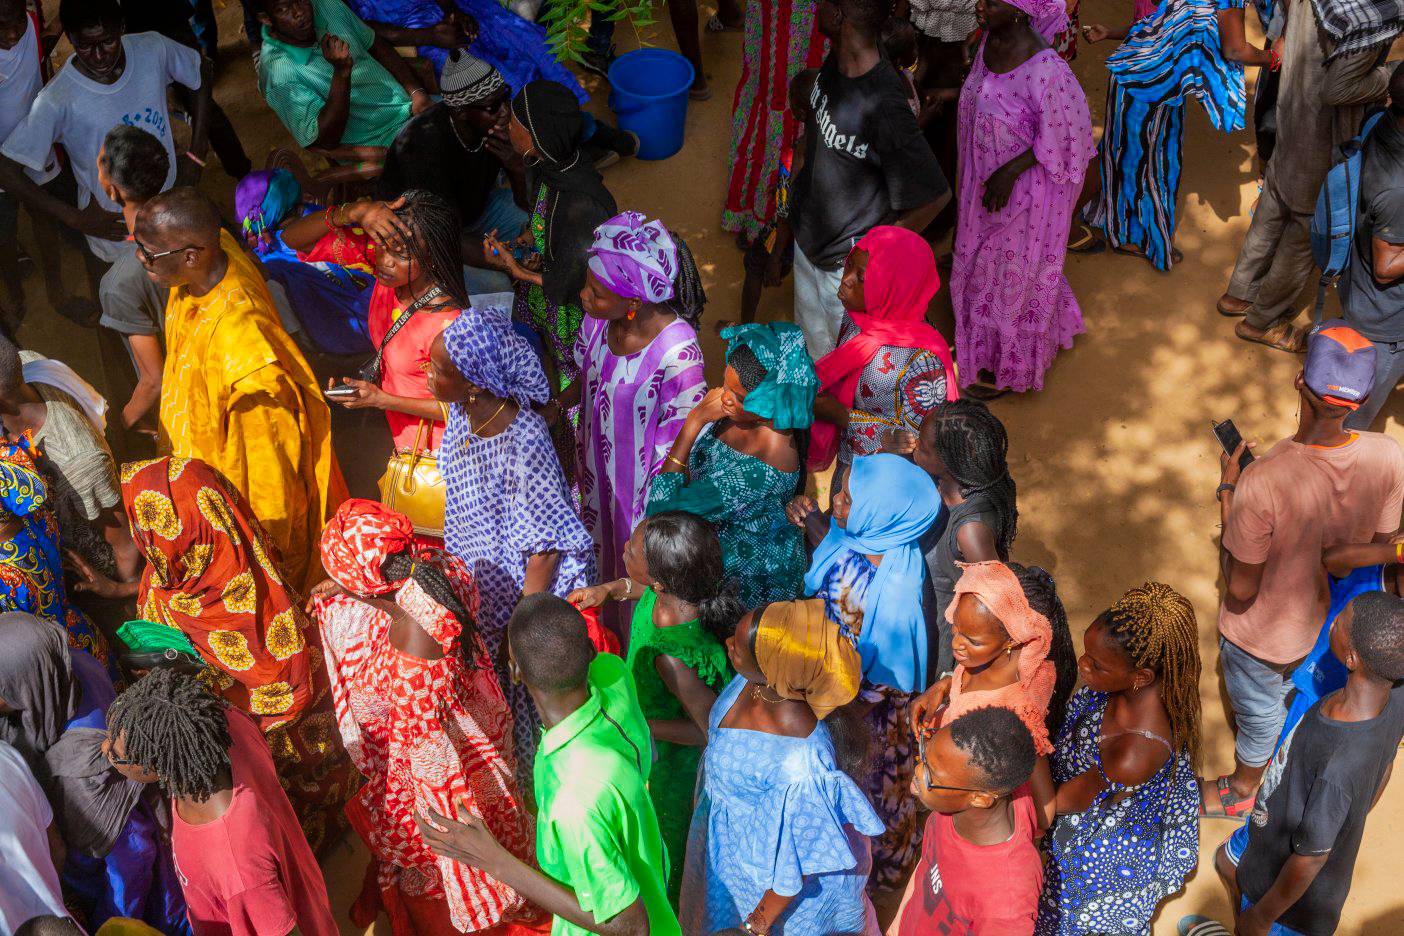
[{"x1": 318, "y1": 498, "x2": 417, "y2": 596}]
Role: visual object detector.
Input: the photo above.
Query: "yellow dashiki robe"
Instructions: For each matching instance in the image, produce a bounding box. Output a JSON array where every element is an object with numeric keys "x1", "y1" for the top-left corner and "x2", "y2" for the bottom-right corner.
[{"x1": 159, "y1": 230, "x2": 346, "y2": 591}]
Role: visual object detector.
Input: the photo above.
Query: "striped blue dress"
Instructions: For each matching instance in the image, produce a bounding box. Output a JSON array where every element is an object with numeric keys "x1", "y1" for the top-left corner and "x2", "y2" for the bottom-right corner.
[{"x1": 1084, "y1": 0, "x2": 1248, "y2": 270}]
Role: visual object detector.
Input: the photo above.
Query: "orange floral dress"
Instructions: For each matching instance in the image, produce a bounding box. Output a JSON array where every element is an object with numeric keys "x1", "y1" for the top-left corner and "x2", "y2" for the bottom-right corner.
[{"x1": 122, "y1": 455, "x2": 354, "y2": 849}]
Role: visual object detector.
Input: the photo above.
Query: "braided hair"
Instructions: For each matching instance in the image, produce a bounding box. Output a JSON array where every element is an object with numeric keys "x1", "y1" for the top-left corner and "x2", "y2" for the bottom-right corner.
[
  {"x1": 922, "y1": 399, "x2": 1017, "y2": 559},
  {"x1": 643, "y1": 511, "x2": 742, "y2": 640},
  {"x1": 728, "y1": 344, "x2": 811, "y2": 496},
  {"x1": 667, "y1": 235, "x2": 707, "y2": 331},
  {"x1": 381, "y1": 550, "x2": 482, "y2": 657},
  {"x1": 107, "y1": 668, "x2": 231, "y2": 802},
  {"x1": 1101, "y1": 581, "x2": 1202, "y2": 769},
  {"x1": 393, "y1": 189, "x2": 469, "y2": 309},
  {"x1": 1008, "y1": 562, "x2": 1077, "y2": 740}
]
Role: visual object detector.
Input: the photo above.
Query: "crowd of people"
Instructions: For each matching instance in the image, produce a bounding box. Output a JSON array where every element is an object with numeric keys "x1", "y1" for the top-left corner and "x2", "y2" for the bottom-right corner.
[{"x1": 0, "y1": 0, "x2": 1401, "y2": 934}]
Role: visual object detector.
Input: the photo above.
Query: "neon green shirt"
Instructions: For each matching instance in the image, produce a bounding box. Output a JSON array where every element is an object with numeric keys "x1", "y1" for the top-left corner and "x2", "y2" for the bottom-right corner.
[
  {"x1": 533, "y1": 653, "x2": 682, "y2": 936},
  {"x1": 257, "y1": 0, "x2": 411, "y2": 148}
]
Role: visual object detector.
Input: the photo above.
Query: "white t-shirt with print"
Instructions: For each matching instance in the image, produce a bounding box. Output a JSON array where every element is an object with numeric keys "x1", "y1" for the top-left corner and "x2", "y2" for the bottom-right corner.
[
  {"x1": 0, "y1": 11, "x2": 59, "y2": 190},
  {"x1": 0, "y1": 30, "x2": 201, "y2": 262},
  {"x1": 0, "y1": 741, "x2": 68, "y2": 932}
]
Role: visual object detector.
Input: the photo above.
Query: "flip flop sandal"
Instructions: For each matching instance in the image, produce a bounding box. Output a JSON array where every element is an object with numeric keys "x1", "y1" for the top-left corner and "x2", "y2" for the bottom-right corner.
[
  {"x1": 1067, "y1": 221, "x2": 1105, "y2": 254},
  {"x1": 1178, "y1": 915, "x2": 1232, "y2": 936},
  {"x1": 689, "y1": 84, "x2": 714, "y2": 101},
  {"x1": 963, "y1": 382, "x2": 1010, "y2": 401},
  {"x1": 1201, "y1": 775, "x2": 1256, "y2": 819},
  {"x1": 705, "y1": 13, "x2": 744, "y2": 31},
  {"x1": 1236, "y1": 320, "x2": 1307, "y2": 354},
  {"x1": 1112, "y1": 242, "x2": 1183, "y2": 266}
]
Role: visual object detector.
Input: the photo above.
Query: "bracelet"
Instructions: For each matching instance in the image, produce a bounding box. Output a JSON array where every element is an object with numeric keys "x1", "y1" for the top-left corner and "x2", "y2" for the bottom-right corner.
[
  {"x1": 1268, "y1": 48, "x2": 1281, "y2": 72},
  {"x1": 1395, "y1": 541, "x2": 1402, "y2": 564},
  {"x1": 1216, "y1": 482, "x2": 1236, "y2": 499},
  {"x1": 743, "y1": 913, "x2": 770, "y2": 936},
  {"x1": 620, "y1": 577, "x2": 634, "y2": 599},
  {"x1": 665, "y1": 454, "x2": 688, "y2": 470}
]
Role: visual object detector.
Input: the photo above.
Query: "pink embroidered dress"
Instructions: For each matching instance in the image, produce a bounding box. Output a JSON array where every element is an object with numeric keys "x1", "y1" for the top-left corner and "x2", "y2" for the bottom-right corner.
[{"x1": 951, "y1": 43, "x2": 1094, "y2": 393}]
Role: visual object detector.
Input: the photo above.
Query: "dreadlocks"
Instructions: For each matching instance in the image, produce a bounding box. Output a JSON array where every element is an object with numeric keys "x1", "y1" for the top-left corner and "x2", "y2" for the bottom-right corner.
[
  {"x1": 381, "y1": 549, "x2": 483, "y2": 661},
  {"x1": 667, "y1": 234, "x2": 707, "y2": 330},
  {"x1": 107, "y1": 668, "x2": 231, "y2": 802},
  {"x1": 1102, "y1": 581, "x2": 1202, "y2": 769},
  {"x1": 1008, "y1": 562, "x2": 1076, "y2": 740},
  {"x1": 394, "y1": 189, "x2": 469, "y2": 309},
  {"x1": 922, "y1": 399, "x2": 1017, "y2": 558}
]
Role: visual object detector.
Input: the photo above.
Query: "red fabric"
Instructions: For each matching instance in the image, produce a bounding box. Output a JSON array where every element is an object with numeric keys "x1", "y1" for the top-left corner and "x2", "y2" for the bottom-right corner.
[
  {"x1": 809, "y1": 226, "x2": 957, "y2": 469},
  {"x1": 895, "y1": 792, "x2": 1042, "y2": 936},
  {"x1": 316, "y1": 510, "x2": 539, "y2": 933},
  {"x1": 172, "y1": 710, "x2": 339, "y2": 936},
  {"x1": 320, "y1": 498, "x2": 418, "y2": 595},
  {"x1": 303, "y1": 227, "x2": 459, "y2": 450},
  {"x1": 126, "y1": 456, "x2": 353, "y2": 848},
  {"x1": 578, "y1": 604, "x2": 621, "y2": 655}
]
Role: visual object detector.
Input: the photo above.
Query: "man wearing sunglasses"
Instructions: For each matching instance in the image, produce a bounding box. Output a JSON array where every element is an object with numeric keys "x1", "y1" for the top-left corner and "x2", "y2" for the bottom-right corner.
[
  {"x1": 131, "y1": 185, "x2": 346, "y2": 592},
  {"x1": 891, "y1": 706, "x2": 1043, "y2": 935}
]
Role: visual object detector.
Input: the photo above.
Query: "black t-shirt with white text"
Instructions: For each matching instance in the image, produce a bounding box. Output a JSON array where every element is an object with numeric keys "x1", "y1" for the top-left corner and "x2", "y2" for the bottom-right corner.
[
  {"x1": 1237, "y1": 682, "x2": 1404, "y2": 935},
  {"x1": 791, "y1": 53, "x2": 947, "y2": 269}
]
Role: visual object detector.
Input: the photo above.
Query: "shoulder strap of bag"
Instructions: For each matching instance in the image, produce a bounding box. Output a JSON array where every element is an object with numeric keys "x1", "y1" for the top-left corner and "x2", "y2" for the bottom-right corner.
[{"x1": 359, "y1": 285, "x2": 446, "y2": 384}]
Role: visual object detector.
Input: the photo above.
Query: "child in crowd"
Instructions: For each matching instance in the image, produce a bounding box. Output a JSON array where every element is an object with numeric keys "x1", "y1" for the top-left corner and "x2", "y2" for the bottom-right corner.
[
  {"x1": 737, "y1": 69, "x2": 816, "y2": 324},
  {"x1": 892, "y1": 705, "x2": 1042, "y2": 935},
  {"x1": 1230, "y1": 591, "x2": 1404, "y2": 935}
]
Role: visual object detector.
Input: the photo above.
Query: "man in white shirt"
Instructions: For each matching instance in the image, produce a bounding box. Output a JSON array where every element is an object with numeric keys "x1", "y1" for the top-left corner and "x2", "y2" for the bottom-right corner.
[
  {"x1": 0, "y1": 0, "x2": 210, "y2": 322},
  {"x1": 0, "y1": 0, "x2": 70, "y2": 335}
]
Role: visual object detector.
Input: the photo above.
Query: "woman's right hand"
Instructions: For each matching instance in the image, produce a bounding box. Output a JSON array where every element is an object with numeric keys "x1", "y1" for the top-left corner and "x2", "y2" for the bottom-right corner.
[
  {"x1": 785, "y1": 494, "x2": 819, "y2": 529},
  {"x1": 909, "y1": 675, "x2": 954, "y2": 735},
  {"x1": 567, "y1": 583, "x2": 616, "y2": 609},
  {"x1": 687, "y1": 387, "x2": 730, "y2": 428},
  {"x1": 303, "y1": 577, "x2": 345, "y2": 613},
  {"x1": 349, "y1": 196, "x2": 409, "y2": 253}
]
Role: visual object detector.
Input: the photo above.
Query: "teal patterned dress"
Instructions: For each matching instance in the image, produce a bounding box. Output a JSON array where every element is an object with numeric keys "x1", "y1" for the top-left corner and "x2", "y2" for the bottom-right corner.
[
  {"x1": 625, "y1": 587, "x2": 733, "y2": 903},
  {"x1": 647, "y1": 424, "x2": 806, "y2": 609}
]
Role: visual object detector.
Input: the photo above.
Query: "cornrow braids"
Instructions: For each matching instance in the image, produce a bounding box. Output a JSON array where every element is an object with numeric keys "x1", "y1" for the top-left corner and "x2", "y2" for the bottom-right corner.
[
  {"x1": 394, "y1": 189, "x2": 470, "y2": 309},
  {"x1": 107, "y1": 668, "x2": 231, "y2": 802},
  {"x1": 667, "y1": 235, "x2": 707, "y2": 331},
  {"x1": 381, "y1": 550, "x2": 483, "y2": 662},
  {"x1": 924, "y1": 400, "x2": 1017, "y2": 558},
  {"x1": 1102, "y1": 581, "x2": 1202, "y2": 769}
]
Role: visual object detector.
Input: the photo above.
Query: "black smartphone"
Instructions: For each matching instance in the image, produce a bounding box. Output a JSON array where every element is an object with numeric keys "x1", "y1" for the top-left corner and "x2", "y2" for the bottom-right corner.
[{"x1": 1212, "y1": 419, "x2": 1254, "y2": 470}]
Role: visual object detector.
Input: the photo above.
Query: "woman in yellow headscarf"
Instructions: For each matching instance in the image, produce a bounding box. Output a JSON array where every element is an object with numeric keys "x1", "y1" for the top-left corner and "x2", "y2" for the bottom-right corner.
[{"x1": 681, "y1": 599, "x2": 884, "y2": 935}]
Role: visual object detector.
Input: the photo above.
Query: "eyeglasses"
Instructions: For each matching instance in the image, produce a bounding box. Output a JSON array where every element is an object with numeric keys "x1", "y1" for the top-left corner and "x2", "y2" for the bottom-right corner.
[
  {"x1": 915, "y1": 730, "x2": 989, "y2": 794},
  {"x1": 135, "y1": 241, "x2": 203, "y2": 264}
]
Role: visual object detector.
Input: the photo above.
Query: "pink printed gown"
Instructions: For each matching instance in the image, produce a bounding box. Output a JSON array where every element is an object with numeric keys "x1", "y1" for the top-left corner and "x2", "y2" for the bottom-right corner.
[{"x1": 951, "y1": 44, "x2": 1094, "y2": 393}]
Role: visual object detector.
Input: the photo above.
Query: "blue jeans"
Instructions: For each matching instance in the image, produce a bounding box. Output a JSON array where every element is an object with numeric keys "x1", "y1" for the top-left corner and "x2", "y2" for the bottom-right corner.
[
  {"x1": 463, "y1": 186, "x2": 529, "y2": 295},
  {"x1": 1219, "y1": 635, "x2": 1293, "y2": 768},
  {"x1": 1240, "y1": 897, "x2": 1308, "y2": 935}
]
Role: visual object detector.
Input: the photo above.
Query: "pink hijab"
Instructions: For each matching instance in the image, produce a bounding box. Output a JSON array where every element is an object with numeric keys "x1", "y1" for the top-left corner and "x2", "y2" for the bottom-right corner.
[
  {"x1": 943, "y1": 560, "x2": 1056, "y2": 754},
  {"x1": 809, "y1": 226, "x2": 957, "y2": 470}
]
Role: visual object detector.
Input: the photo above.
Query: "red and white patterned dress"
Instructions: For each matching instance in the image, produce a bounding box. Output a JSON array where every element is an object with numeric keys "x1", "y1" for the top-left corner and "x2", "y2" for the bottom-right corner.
[{"x1": 316, "y1": 570, "x2": 542, "y2": 935}]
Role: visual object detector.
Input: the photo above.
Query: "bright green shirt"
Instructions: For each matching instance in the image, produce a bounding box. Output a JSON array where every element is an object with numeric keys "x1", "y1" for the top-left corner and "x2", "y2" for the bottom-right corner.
[
  {"x1": 257, "y1": 0, "x2": 412, "y2": 148},
  {"x1": 534, "y1": 653, "x2": 682, "y2": 936}
]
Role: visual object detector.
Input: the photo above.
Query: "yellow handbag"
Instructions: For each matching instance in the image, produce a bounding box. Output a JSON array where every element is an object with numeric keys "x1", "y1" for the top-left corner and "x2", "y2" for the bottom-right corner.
[{"x1": 378, "y1": 419, "x2": 446, "y2": 536}]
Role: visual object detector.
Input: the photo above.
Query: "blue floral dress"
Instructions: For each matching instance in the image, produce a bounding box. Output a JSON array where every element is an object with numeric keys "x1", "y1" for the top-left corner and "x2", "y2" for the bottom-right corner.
[
  {"x1": 0, "y1": 439, "x2": 111, "y2": 673},
  {"x1": 680, "y1": 675, "x2": 885, "y2": 935},
  {"x1": 811, "y1": 548, "x2": 920, "y2": 894},
  {"x1": 1036, "y1": 687, "x2": 1199, "y2": 935}
]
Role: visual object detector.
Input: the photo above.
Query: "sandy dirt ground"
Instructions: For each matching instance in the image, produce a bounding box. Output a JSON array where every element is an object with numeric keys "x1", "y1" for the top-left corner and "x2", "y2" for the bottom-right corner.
[{"x1": 13, "y1": 0, "x2": 1403, "y2": 932}]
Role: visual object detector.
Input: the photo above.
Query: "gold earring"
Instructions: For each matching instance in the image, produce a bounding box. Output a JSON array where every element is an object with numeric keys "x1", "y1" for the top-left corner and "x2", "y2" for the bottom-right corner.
[{"x1": 467, "y1": 392, "x2": 477, "y2": 406}]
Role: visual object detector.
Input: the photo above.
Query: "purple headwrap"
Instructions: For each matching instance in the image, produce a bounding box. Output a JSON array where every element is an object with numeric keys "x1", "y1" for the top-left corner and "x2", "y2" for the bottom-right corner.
[
  {"x1": 1006, "y1": 0, "x2": 1069, "y2": 39},
  {"x1": 441, "y1": 304, "x2": 550, "y2": 405},
  {"x1": 586, "y1": 210, "x2": 679, "y2": 304}
]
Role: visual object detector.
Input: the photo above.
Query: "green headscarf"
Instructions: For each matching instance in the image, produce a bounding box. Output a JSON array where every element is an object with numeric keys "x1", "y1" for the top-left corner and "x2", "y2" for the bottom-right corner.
[
  {"x1": 721, "y1": 322, "x2": 818, "y2": 431},
  {"x1": 116, "y1": 620, "x2": 200, "y2": 659}
]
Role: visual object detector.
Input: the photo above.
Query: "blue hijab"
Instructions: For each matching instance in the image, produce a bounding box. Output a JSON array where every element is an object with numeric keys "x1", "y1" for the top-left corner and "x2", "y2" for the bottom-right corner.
[{"x1": 804, "y1": 453, "x2": 941, "y2": 692}]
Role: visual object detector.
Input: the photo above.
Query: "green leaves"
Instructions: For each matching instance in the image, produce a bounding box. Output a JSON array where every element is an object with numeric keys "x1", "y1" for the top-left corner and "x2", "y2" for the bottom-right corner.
[{"x1": 533, "y1": 0, "x2": 658, "y2": 62}]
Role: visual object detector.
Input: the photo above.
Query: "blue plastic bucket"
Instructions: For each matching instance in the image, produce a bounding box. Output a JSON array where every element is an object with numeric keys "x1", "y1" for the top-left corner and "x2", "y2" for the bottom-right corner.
[{"x1": 607, "y1": 49, "x2": 694, "y2": 161}]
